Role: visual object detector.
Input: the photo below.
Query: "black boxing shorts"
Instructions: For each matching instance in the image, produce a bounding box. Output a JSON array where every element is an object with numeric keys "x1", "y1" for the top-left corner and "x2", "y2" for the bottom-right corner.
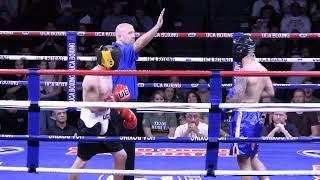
[{"x1": 77, "y1": 109, "x2": 124, "y2": 161}]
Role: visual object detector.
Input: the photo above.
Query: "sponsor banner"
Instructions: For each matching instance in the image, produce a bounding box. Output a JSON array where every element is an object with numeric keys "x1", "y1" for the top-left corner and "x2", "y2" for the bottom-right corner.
[
  {"x1": 155, "y1": 33, "x2": 179, "y2": 38},
  {"x1": 66, "y1": 32, "x2": 77, "y2": 103},
  {"x1": 94, "y1": 32, "x2": 115, "y2": 37},
  {"x1": 146, "y1": 57, "x2": 176, "y2": 62},
  {"x1": 39, "y1": 31, "x2": 66, "y2": 36},
  {"x1": 66, "y1": 147, "x2": 234, "y2": 157},
  {"x1": 0, "y1": 80, "x2": 21, "y2": 86},
  {"x1": 205, "y1": 33, "x2": 233, "y2": 38}
]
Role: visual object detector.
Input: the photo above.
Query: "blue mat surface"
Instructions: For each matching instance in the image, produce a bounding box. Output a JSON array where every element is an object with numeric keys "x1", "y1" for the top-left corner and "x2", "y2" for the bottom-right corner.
[{"x1": 0, "y1": 141, "x2": 319, "y2": 180}]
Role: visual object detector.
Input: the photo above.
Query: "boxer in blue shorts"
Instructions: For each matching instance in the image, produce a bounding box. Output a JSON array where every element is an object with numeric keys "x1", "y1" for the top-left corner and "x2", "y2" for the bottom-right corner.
[{"x1": 228, "y1": 34, "x2": 274, "y2": 180}]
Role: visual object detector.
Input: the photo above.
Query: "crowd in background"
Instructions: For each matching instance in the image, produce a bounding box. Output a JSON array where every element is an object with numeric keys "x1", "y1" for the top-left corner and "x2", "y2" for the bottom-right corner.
[{"x1": 0, "y1": 0, "x2": 319, "y2": 137}]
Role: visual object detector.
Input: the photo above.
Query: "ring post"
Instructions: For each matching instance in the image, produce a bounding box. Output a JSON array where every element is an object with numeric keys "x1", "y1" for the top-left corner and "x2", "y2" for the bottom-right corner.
[
  {"x1": 205, "y1": 71, "x2": 222, "y2": 176},
  {"x1": 27, "y1": 69, "x2": 40, "y2": 172},
  {"x1": 66, "y1": 31, "x2": 77, "y2": 110}
]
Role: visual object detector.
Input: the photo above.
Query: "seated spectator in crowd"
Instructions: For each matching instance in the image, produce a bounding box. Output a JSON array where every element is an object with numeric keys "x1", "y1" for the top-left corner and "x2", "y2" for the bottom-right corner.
[
  {"x1": 281, "y1": 0, "x2": 308, "y2": 14},
  {"x1": 263, "y1": 112, "x2": 299, "y2": 137},
  {"x1": 55, "y1": 7, "x2": 77, "y2": 30},
  {"x1": 57, "y1": 0, "x2": 72, "y2": 14},
  {"x1": 267, "y1": 25, "x2": 286, "y2": 58},
  {"x1": 259, "y1": 4, "x2": 281, "y2": 27},
  {"x1": 0, "y1": 8, "x2": 16, "y2": 30},
  {"x1": 41, "y1": 60, "x2": 62, "y2": 101},
  {"x1": 286, "y1": 53, "x2": 315, "y2": 84},
  {"x1": 280, "y1": 2, "x2": 311, "y2": 33},
  {"x1": 302, "y1": 80, "x2": 320, "y2": 120},
  {"x1": 168, "y1": 76, "x2": 188, "y2": 97},
  {"x1": 287, "y1": 89, "x2": 320, "y2": 137},
  {"x1": 0, "y1": 94, "x2": 27, "y2": 135},
  {"x1": 310, "y1": 0, "x2": 320, "y2": 23},
  {"x1": 133, "y1": 8, "x2": 157, "y2": 57},
  {"x1": 185, "y1": 90, "x2": 208, "y2": 124},
  {"x1": 174, "y1": 112, "x2": 208, "y2": 138},
  {"x1": 164, "y1": 87, "x2": 181, "y2": 102},
  {"x1": 143, "y1": 90, "x2": 177, "y2": 137},
  {"x1": 47, "y1": 109, "x2": 78, "y2": 136},
  {"x1": 134, "y1": 8, "x2": 154, "y2": 32},
  {"x1": 100, "y1": 0, "x2": 136, "y2": 44},
  {"x1": 303, "y1": 80, "x2": 320, "y2": 103},
  {"x1": 34, "y1": 22, "x2": 64, "y2": 55},
  {"x1": 251, "y1": 0, "x2": 280, "y2": 17},
  {"x1": 196, "y1": 78, "x2": 209, "y2": 103},
  {"x1": 77, "y1": 24, "x2": 96, "y2": 55},
  {"x1": 5, "y1": 60, "x2": 27, "y2": 100}
]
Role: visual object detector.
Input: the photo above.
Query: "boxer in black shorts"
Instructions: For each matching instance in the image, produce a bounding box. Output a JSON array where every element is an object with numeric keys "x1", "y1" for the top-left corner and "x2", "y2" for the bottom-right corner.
[
  {"x1": 77, "y1": 109, "x2": 124, "y2": 161},
  {"x1": 69, "y1": 46, "x2": 127, "y2": 180}
]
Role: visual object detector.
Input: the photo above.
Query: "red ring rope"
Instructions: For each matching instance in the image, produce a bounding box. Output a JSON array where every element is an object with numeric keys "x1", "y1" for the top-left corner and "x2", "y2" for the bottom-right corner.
[{"x1": 1, "y1": 69, "x2": 320, "y2": 77}]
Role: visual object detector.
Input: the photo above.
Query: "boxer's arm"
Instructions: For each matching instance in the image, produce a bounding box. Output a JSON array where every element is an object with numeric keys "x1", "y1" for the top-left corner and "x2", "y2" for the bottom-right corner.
[
  {"x1": 134, "y1": 9, "x2": 165, "y2": 53},
  {"x1": 82, "y1": 76, "x2": 104, "y2": 113},
  {"x1": 261, "y1": 76, "x2": 275, "y2": 98},
  {"x1": 227, "y1": 76, "x2": 247, "y2": 103}
]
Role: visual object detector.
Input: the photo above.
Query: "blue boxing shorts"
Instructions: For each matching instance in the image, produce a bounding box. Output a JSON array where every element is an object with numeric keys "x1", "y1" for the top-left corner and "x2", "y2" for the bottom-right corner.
[{"x1": 229, "y1": 111, "x2": 262, "y2": 157}]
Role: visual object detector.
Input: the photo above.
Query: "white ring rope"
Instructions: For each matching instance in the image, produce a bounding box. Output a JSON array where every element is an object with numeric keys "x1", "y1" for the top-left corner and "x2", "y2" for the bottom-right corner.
[
  {"x1": 214, "y1": 170, "x2": 320, "y2": 176},
  {"x1": 0, "y1": 166, "x2": 319, "y2": 176},
  {"x1": 1, "y1": 55, "x2": 319, "y2": 63},
  {"x1": 1, "y1": 101, "x2": 320, "y2": 112},
  {"x1": 38, "y1": 101, "x2": 210, "y2": 110}
]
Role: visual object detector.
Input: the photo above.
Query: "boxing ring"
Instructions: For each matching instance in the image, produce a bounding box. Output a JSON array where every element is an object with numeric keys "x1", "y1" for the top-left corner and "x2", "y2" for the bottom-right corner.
[
  {"x1": 1, "y1": 31, "x2": 320, "y2": 179},
  {"x1": 0, "y1": 141, "x2": 319, "y2": 180}
]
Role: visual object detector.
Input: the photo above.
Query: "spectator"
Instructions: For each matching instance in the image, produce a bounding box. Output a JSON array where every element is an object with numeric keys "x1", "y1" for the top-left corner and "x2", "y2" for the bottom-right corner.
[
  {"x1": 56, "y1": 0, "x2": 72, "y2": 14},
  {"x1": 286, "y1": 53, "x2": 315, "y2": 84},
  {"x1": 196, "y1": 78, "x2": 209, "y2": 103},
  {"x1": 303, "y1": 80, "x2": 320, "y2": 103},
  {"x1": 287, "y1": 89, "x2": 320, "y2": 137},
  {"x1": 47, "y1": 109, "x2": 78, "y2": 136},
  {"x1": 55, "y1": 7, "x2": 77, "y2": 30},
  {"x1": 186, "y1": 90, "x2": 202, "y2": 103},
  {"x1": 0, "y1": 8, "x2": 15, "y2": 30},
  {"x1": 263, "y1": 112, "x2": 299, "y2": 137},
  {"x1": 164, "y1": 87, "x2": 181, "y2": 102},
  {"x1": 268, "y1": 25, "x2": 286, "y2": 57},
  {"x1": 34, "y1": 22, "x2": 64, "y2": 55},
  {"x1": 259, "y1": 4, "x2": 281, "y2": 26},
  {"x1": 280, "y1": 2, "x2": 311, "y2": 33},
  {"x1": 5, "y1": 60, "x2": 28, "y2": 100},
  {"x1": 142, "y1": 90, "x2": 177, "y2": 137},
  {"x1": 41, "y1": 60, "x2": 62, "y2": 101},
  {"x1": 0, "y1": 0, "x2": 19, "y2": 18},
  {"x1": 134, "y1": 8, "x2": 154, "y2": 32},
  {"x1": 310, "y1": 0, "x2": 320, "y2": 22},
  {"x1": 183, "y1": 90, "x2": 208, "y2": 124},
  {"x1": 281, "y1": 0, "x2": 308, "y2": 14},
  {"x1": 100, "y1": 1, "x2": 136, "y2": 33},
  {"x1": 251, "y1": 0, "x2": 280, "y2": 17},
  {"x1": 133, "y1": 8, "x2": 157, "y2": 57},
  {"x1": 168, "y1": 76, "x2": 188, "y2": 97},
  {"x1": 77, "y1": 24, "x2": 96, "y2": 55},
  {"x1": 36, "y1": 60, "x2": 55, "y2": 135},
  {"x1": 0, "y1": 94, "x2": 27, "y2": 134},
  {"x1": 174, "y1": 112, "x2": 208, "y2": 138}
]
